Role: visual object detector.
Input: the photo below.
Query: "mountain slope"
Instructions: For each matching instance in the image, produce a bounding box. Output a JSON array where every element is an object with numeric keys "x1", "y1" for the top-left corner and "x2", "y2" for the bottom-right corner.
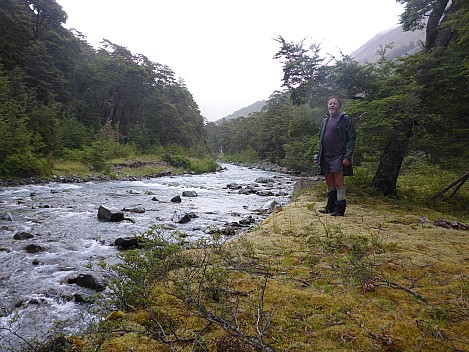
[
  {"x1": 216, "y1": 100, "x2": 266, "y2": 124},
  {"x1": 351, "y1": 25, "x2": 425, "y2": 63}
]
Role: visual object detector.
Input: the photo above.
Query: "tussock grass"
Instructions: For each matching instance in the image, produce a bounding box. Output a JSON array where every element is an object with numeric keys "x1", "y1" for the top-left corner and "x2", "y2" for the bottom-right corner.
[{"x1": 79, "y1": 184, "x2": 468, "y2": 352}]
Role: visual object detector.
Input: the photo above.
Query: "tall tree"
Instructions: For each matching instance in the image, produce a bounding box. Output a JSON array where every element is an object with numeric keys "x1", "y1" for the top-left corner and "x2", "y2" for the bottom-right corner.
[{"x1": 397, "y1": 0, "x2": 462, "y2": 51}]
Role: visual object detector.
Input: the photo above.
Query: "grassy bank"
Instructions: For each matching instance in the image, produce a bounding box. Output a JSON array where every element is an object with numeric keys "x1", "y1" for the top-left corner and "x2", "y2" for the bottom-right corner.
[{"x1": 68, "y1": 182, "x2": 468, "y2": 352}]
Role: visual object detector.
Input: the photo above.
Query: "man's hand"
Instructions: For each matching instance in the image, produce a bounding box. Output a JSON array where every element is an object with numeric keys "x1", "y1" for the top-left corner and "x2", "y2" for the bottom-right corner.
[{"x1": 342, "y1": 159, "x2": 351, "y2": 167}]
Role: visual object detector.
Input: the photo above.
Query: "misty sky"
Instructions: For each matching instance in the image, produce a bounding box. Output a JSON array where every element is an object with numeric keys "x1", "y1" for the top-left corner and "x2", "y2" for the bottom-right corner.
[{"x1": 57, "y1": 0, "x2": 405, "y2": 121}]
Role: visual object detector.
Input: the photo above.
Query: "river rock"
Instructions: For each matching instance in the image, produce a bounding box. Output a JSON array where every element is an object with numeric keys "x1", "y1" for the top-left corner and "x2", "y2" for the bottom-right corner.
[
  {"x1": 70, "y1": 274, "x2": 106, "y2": 292},
  {"x1": 172, "y1": 211, "x2": 197, "y2": 224},
  {"x1": 98, "y1": 205, "x2": 124, "y2": 222},
  {"x1": 122, "y1": 206, "x2": 145, "y2": 214},
  {"x1": 239, "y1": 185, "x2": 257, "y2": 195},
  {"x1": 256, "y1": 190, "x2": 274, "y2": 196},
  {"x1": 182, "y1": 190, "x2": 198, "y2": 197},
  {"x1": 171, "y1": 195, "x2": 182, "y2": 203},
  {"x1": 115, "y1": 237, "x2": 140, "y2": 250},
  {"x1": 14, "y1": 232, "x2": 34, "y2": 240},
  {"x1": 255, "y1": 177, "x2": 275, "y2": 184},
  {"x1": 25, "y1": 244, "x2": 45, "y2": 253}
]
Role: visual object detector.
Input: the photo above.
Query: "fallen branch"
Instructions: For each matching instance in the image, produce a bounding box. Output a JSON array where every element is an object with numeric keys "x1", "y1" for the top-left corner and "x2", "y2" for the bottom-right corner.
[
  {"x1": 429, "y1": 172, "x2": 469, "y2": 201},
  {"x1": 376, "y1": 277, "x2": 428, "y2": 302}
]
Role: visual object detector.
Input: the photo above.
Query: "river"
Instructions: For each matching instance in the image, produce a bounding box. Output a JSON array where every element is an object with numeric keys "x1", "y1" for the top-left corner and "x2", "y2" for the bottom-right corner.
[{"x1": 0, "y1": 163, "x2": 295, "y2": 348}]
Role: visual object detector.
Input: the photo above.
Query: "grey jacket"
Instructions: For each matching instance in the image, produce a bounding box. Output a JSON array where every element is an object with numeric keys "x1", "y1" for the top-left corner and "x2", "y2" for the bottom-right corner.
[{"x1": 314, "y1": 112, "x2": 356, "y2": 176}]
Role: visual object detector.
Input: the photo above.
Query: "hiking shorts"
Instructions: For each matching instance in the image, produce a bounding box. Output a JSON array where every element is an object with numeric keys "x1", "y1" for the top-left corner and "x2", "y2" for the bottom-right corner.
[{"x1": 322, "y1": 155, "x2": 343, "y2": 173}]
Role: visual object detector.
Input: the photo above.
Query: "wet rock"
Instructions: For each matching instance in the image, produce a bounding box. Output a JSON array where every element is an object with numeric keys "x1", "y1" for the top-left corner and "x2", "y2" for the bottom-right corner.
[
  {"x1": 98, "y1": 205, "x2": 124, "y2": 222},
  {"x1": 71, "y1": 274, "x2": 106, "y2": 292},
  {"x1": 151, "y1": 197, "x2": 159, "y2": 201},
  {"x1": 32, "y1": 258, "x2": 45, "y2": 265},
  {"x1": 255, "y1": 177, "x2": 275, "y2": 184},
  {"x1": 256, "y1": 190, "x2": 274, "y2": 196},
  {"x1": 238, "y1": 185, "x2": 257, "y2": 195},
  {"x1": 122, "y1": 206, "x2": 145, "y2": 214},
  {"x1": 171, "y1": 195, "x2": 182, "y2": 203},
  {"x1": 221, "y1": 226, "x2": 237, "y2": 236},
  {"x1": 226, "y1": 183, "x2": 242, "y2": 190},
  {"x1": 115, "y1": 237, "x2": 140, "y2": 250},
  {"x1": 182, "y1": 190, "x2": 198, "y2": 197},
  {"x1": 25, "y1": 244, "x2": 45, "y2": 253},
  {"x1": 14, "y1": 232, "x2": 34, "y2": 240},
  {"x1": 239, "y1": 216, "x2": 255, "y2": 226},
  {"x1": 275, "y1": 190, "x2": 289, "y2": 196},
  {"x1": 172, "y1": 211, "x2": 197, "y2": 224}
]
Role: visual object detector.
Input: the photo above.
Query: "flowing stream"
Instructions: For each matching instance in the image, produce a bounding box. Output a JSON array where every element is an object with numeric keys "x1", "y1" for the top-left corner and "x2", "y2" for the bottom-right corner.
[{"x1": 0, "y1": 163, "x2": 295, "y2": 347}]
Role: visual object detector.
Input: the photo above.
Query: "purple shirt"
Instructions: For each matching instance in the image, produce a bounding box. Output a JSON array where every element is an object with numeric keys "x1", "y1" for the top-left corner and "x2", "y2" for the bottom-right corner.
[{"x1": 322, "y1": 116, "x2": 344, "y2": 157}]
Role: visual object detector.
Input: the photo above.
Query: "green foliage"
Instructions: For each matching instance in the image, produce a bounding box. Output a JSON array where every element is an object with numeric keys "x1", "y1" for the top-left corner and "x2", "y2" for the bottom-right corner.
[
  {"x1": 0, "y1": 3, "x2": 209, "y2": 178},
  {"x1": 163, "y1": 153, "x2": 218, "y2": 174},
  {"x1": 207, "y1": 91, "x2": 318, "y2": 172},
  {"x1": 2, "y1": 152, "x2": 51, "y2": 177},
  {"x1": 162, "y1": 154, "x2": 191, "y2": 169},
  {"x1": 219, "y1": 146, "x2": 259, "y2": 164},
  {"x1": 107, "y1": 226, "x2": 187, "y2": 311}
]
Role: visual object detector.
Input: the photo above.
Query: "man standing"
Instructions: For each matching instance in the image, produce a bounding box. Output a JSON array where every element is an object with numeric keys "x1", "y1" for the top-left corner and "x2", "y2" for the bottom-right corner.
[{"x1": 314, "y1": 97, "x2": 356, "y2": 216}]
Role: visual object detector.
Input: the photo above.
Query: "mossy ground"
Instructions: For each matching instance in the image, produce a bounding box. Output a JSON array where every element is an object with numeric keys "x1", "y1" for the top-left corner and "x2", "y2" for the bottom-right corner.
[{"x1": 76, "y1": 186, "x2": 468, "y2": 352}]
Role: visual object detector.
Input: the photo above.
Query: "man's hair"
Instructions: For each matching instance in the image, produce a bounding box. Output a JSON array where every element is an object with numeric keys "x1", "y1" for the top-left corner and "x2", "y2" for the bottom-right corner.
[{"x1": 328, "y1": 96, "x2": 342, "y2": 107}]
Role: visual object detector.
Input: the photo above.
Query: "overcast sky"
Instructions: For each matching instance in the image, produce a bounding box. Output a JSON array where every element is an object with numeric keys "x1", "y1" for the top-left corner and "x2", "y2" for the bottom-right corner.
[{"x1": 57, "y1": 0, "x2": 405, "y2": 121}]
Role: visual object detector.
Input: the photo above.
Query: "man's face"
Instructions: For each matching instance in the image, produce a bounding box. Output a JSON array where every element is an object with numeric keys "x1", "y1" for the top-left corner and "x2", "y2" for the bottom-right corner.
[{"x1": 328, "y1": 98, "x2": 341, "y2": 116}]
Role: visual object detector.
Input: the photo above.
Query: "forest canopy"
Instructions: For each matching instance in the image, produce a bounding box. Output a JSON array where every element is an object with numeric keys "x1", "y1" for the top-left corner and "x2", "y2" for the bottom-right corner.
[{"x1": 0, "y1": 0, "x2": 207, "y2": 177}]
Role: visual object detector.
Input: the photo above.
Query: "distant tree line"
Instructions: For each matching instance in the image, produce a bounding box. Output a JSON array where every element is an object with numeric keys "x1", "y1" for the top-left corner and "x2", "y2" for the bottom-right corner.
[
  {"x1": 207, "y1": 0, "x2": 468, "y2": 197},
  {"x1": 0, "y1": 0, "x2": 207, "y2": 177}
]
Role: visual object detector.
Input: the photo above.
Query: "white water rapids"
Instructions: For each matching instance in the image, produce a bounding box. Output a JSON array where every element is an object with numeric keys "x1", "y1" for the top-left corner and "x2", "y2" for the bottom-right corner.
[{"x1": 0, "y1": 163, "x2": 296, "y2": 348}]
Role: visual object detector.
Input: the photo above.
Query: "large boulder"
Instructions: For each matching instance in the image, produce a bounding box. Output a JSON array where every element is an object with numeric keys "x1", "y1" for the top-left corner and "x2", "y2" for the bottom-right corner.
[{"x1": 98, "y1": 206, "x2": 124, "y2": 222}]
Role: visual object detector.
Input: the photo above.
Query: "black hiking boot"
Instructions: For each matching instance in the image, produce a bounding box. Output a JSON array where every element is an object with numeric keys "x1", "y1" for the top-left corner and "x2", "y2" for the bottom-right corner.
[
  {"x1": 319, "y1": 190, "x2": 337, "y2": 214},
  {"x1": 331, "y1": 199, "x2": 346, "y2": 216}
]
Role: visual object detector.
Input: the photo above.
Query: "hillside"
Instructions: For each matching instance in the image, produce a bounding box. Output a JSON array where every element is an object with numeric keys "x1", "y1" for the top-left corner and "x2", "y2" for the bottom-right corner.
[
  {"x1": 351, "y1": 25, "x2": 425, "y2": 63},
  {"x1": 216, "y1": 100, "x2": 266, "y2": 124}
]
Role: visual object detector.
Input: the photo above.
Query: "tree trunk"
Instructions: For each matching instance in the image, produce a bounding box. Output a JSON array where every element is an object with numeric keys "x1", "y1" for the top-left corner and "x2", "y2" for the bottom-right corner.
[{"x1": 371, "y1": 122, "x2": 414, "y2": 197}]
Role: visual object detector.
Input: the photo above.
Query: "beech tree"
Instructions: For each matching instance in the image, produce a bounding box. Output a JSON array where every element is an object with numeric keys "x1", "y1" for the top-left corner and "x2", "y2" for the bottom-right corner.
[{"x1": 397, "y1": 0, "x2": 462, "y2": 51}]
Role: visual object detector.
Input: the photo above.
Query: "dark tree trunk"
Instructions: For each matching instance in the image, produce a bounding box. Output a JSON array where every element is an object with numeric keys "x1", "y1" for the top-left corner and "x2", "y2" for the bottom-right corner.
[
  {"x1": 425, "y1": 0, "x2": 460, "y2": 51},
  {"x1": 371, "y1": 122, "x2": 414, "y2": 198}
]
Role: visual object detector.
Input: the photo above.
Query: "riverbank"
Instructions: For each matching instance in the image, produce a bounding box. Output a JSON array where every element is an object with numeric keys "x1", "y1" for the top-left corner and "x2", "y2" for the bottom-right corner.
[
  {"x1": 73, "y1": 184, "x2": 468, "y2": 351},
  {"x1": 0, "y1": 156, "x2": 222, "y2": 187}
]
